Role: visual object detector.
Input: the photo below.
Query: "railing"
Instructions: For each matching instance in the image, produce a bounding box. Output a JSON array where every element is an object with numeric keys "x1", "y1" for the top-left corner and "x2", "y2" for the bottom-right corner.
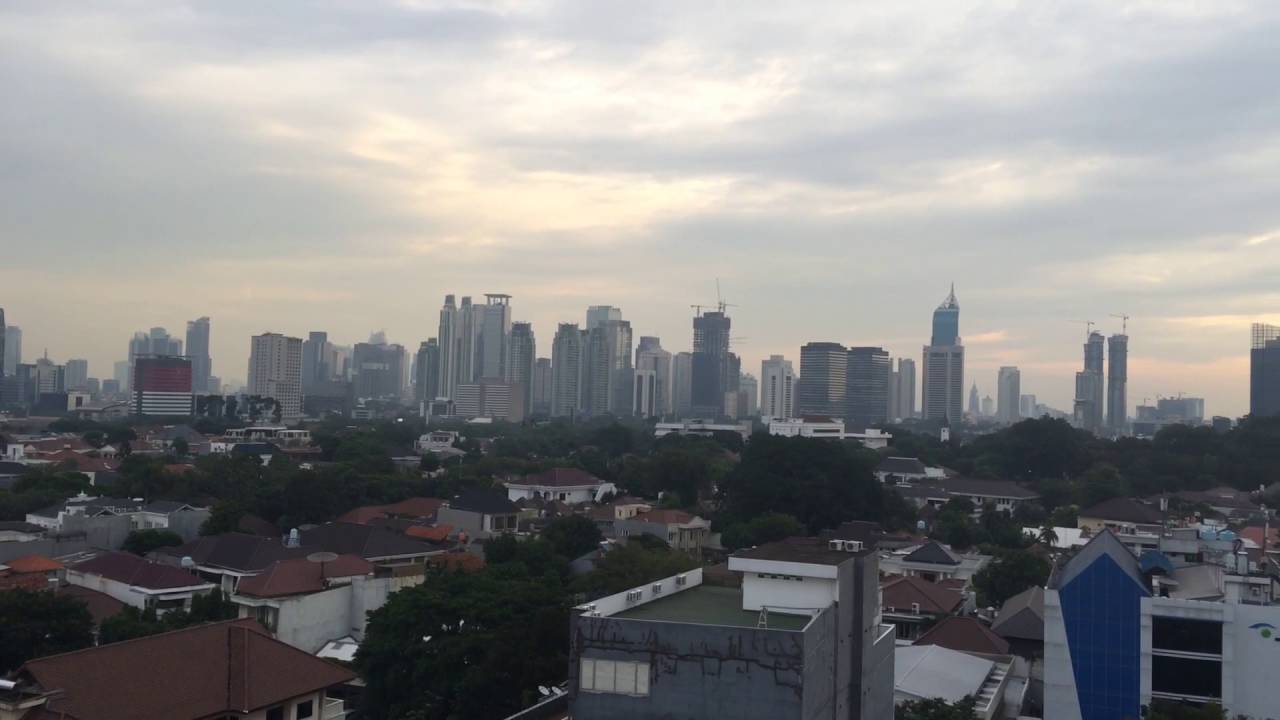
[{"x1": 321, "y1": 697, "x2": 347, "y2": 719}]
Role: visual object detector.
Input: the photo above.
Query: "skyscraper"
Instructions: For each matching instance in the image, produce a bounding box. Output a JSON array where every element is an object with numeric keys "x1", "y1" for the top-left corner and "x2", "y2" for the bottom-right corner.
[
  {"x1": 507, "y1": 321, "x2": 535, "y2": 411},
  {"x1": 247, "y1": 333, "x2": 303, "y2": 421},
  {"x1": 302, "y1": 331, "x2": 331, "y2": 393},
  {"x1": 132, "y1": 356, "x2": 193, "y2": 417},
  {"x1": 414, "y1": 339, "x2": 441, "y2": 405},
  {"x1": 968, "y1": 382, "x2": 980, "y2": 417},
  {"x1": 65, "y1": 359, "x2": 89, "y2": 390},
  {"x1": 0, "y1": 308, "x2": 5, "y2": 377},
  {"x1": 691, "y1": 310, "x2": 732, "y2": 417},
  {"x1": 582, "y1": 317, "x2": 633, "y2": 416},
  {"x1": 846, "y1": 347, "x2": 890, "y2": 430},
  {"x1": 760, "y1": 355, "x2": 795, "y2": 420},
  {"x1": 672, "y1": 352, "x2": 693, "y2": 419},
  {"x1": 185, "y1": 317, "x2": 212, "y2": 394},
  {"x1": 1251, "y1": 323, "x2": 1280, "y2": 417},
  {"x1": 436, "y1": 295, "x2": 458, "y2": 400},
  {"x1": 531, "y1": 358, "x2": 553, "y2": 416},
  {"x1": 1073, "y1": 331, "x2": 1106, "y2": 433},
  {"x1": 997, "y1": 366, "x2": 1021, "y2": 424},
  {"x1": 922, "y1": 286, "x2": 964, "y2": 423},
  {"x1": 353, "y1": 337, "x2": 406, "y2": 400},
  {"x1": 551, "y1": 324, "x2": 584, "y2": 418},
  {"x1": 1107, "y1": 334, "x2": 1128, "y2": 432},
  {"x1": 739, "y1": 373, "x2": 758, "y2": 418},
  {"x1": 797, "y1": 342, "x2": 847, "y2": 417},
  {"x1": 586, "y1": 305, "x2": 622, "y2": 330},
  {"x1": 635, "y1": 337, "x2": 673, "y2": 418},
  {"x1": 480, "y1": 294, "x2": 513, "y2": 380},
  {"x1": 891, "y1": 358, "x2": 916, "y2": 422},
  {"x1": 981, "y1": 395, "x2": 994, "y2": 417},
  {"x1": 456, "y1": 296, "x2": 484, "y2": 387},
  {"x1": 1020, "y1": 394, "x2": 1038, "y2": 418},
  {"x1": 2, "y1": 325, "x2": 18, "y2": 377},
  {"x1": 113, "y1": 361, "x2": 131, "y2": 393}
]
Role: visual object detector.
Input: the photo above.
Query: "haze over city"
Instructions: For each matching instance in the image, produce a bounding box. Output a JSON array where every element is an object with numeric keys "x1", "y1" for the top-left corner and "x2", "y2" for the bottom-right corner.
[{"x1": 4, "y1": 1, "x2": 1280, "y2": 415}]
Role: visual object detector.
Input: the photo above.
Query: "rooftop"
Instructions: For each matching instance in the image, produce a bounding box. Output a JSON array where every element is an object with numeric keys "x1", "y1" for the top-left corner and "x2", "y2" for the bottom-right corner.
[
  {"x1": 235, "y1": 554, "x2": 373, "y2": 598},
  {"x1": 734, "y1": 537, "x2": 869, "y2": 565},
  {"x1": 916, "y1": 616, "x2": 1010, "y2": 655},
  {"x1": 1079, "y1": 497, "x2": 1164, "y2": 525},
  {"x1": 71, "y1": 551, "x2": 211, "y2": 590},
  {"x1": 614, "y1": 584, "x2": 812, "y2": 631},
  {"x1": 516, "y1": 467, "x2": 604, "y2": 488},
  {"x1": 876, "y1": 457, "x2": 928, "y2": 475}
]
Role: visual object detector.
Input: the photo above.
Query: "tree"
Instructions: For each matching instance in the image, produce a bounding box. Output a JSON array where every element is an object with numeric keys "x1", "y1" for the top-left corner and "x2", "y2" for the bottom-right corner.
[
  {"x1": 973, "y1": 548, "x2": 1051, "y2": 608},
  {"x1": 572, "y1": 538, "x2": 699, "y2": 598},
  {"x1": 897, "y1": 696, "x2": 979, "y2": 720},
  {"x1": 171, "y1": 436, "x2": 190, "y2": 457},
  {"x1": 99, "y1": 606, "x2": 165, "y2": 644},
  {"x1": 1144, "y1": 700, "x2": 1238, "y2": 720},
  {"x1": 0, "y1": 589, "x2": 94, "y2": 672},
  {"x1": 201, "y1": 500, "x2": 249, "y2": 536},
  {"x1": 1037, "y1": 525, "x2": 1059, "y2": 547},
  {"x1": 542, "y1": 514, "x2": 604, "y2": 560},
  {"x1": 122, "y1": 529, "x2": 185, "y2": 556},
  {"x1": 720, "y1": 512, "x2": 805, "y2": 551}
]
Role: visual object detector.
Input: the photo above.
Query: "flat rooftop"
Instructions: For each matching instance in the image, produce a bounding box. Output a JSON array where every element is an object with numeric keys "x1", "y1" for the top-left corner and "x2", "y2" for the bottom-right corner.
[
  {"x1": 613, "y1": 585, "x2": 813, "y2": 631},
  {"x1": 734, "y1": 537, "x2": 870, "y2": 564}
]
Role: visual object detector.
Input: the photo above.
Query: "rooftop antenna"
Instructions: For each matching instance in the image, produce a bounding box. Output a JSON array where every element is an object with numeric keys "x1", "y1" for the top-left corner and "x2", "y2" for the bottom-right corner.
[{"x1": 1110, "y1": 313, "x2": 1130, "y2": 334}]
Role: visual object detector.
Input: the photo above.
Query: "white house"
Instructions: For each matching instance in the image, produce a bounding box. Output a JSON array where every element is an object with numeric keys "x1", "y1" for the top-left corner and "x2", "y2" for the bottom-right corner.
[
  {"x1": 66, "y1": 551, "x2": 216, "y2": 614},
  {"x1": 505, "y1": 467, "x2": 615, "y2": 504},
  {"x1": 768, "y1": 418, "x2": 893, "y2": 449}
]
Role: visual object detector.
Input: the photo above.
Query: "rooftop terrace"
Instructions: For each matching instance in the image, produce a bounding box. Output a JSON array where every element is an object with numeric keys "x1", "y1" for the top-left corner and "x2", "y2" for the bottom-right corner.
[{"x1": 613, "y1": 584, "x2": 813, "y2": 631}]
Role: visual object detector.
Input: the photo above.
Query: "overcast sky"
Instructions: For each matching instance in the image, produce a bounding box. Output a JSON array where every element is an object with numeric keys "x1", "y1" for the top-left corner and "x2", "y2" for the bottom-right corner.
[{"x1": 3, "y1": 1, "x2": 1279, "y2": 416}]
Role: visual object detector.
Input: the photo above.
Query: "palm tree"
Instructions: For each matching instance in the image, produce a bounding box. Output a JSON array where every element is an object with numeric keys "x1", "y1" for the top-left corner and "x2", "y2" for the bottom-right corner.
[{"x1": 1038, "y1": 525, "x2": 1059, "y2": 548}]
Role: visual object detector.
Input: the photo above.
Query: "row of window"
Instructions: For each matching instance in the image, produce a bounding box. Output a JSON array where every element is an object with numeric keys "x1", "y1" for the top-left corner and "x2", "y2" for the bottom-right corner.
[
  {"x1": 580, "y1": 659, "x2": 650, "y2": 697},
  {"x1": 756, "y1": 573, "x2": 804, "y2": 581}
]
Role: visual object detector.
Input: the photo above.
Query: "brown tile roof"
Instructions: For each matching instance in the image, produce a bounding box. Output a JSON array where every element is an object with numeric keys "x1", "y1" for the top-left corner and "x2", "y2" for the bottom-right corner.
[
  {"x1": 4, "y1": 555, "x2": 64, "y2": 573},
  {"x1": 71, "y1": 551, "x2": 211, "y2": 590},
  {"x1": 427, "y1": 551, "x2": 486, "y2": 573},
  {"x1": 517, "y1": 468, "x2": 604, "y2": 488},
  {"x1": 881, "y1": 575, "x2": 964, "y2": 615},
  {"x1": 36, "y1": 449, "x2": 118, "y2": 473},
  {"x1": 235, "y1": 554, "x2": 373, "y2": 598},
  {"x1": 337, "y1": 497, "x2": 445, "y2": 525},
  {"x1": 19, "y1": 619, "x2": 356, "y2": 719},
  {"x1": 634, "y1": 509, "x2": 695, "y2": 525},
  {"x1": 56, "y1": 584, "x2": 126, "y2": 625},
  {"x1": 914, "y1": 616, "x2": 1010, "y2": 655}
]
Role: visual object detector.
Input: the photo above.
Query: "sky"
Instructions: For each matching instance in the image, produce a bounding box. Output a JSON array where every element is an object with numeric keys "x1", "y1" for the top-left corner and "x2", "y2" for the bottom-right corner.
[{"x1": 3, "y1": 0, "x2": 1280, "y2": 417}]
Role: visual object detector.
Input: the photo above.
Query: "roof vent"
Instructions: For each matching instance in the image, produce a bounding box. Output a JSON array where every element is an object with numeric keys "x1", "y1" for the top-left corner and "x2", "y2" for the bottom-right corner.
[
  {"x1": 675, "y1": 574, "x2": 688, "y2": 587},
  {"x1": 651, "y1": 583, "x2": 663, "y2": 594},
  {"x1": 625, "y1": 590, "x2": 643, "y2": 603}
]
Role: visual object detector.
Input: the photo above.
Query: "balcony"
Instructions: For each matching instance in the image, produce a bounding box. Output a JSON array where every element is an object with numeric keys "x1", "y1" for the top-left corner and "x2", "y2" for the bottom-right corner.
[{"x1": 321, "y1": 697, "x2": 348, "y2": 719}]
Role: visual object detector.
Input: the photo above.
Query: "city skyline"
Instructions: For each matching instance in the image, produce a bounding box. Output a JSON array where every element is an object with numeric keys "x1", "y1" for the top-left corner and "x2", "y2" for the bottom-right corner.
[{"x1": 4, "y1": 2, "x2": 1280, "y2": 416}]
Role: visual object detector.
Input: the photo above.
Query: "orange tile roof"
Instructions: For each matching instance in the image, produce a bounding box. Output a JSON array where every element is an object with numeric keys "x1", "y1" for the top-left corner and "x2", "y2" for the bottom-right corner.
[
  {"x1": 406, "y1": 525, "x2": 453, "y2": 542},
  {"x1": 4, "y1": 555, "x2": 65, "y2": 573}
]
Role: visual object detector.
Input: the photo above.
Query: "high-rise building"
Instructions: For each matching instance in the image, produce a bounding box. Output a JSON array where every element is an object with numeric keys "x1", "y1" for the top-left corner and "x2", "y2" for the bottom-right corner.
[
  {"x1": 531, "y1": 358, "x2": 553, "y2": 416},
  {"x1": 891, "y1": 358, "x2": 916, "y2": 422},
  {"x1": 760, "y1": 355, "x2": 795, "y2": 420},
  {"x1": 65, "y1": 359, "x2": 89, "y2": 390},
  {"x1": 1073, "y1": 331, "x2": 1106, "y2": 433},
  {"x1": 635, "y1": 337, "x2": 673, "y2": 418},
  {"x1": 414, "y1": 339, "x2": 441, "y2": 405},
  {"x1": 185, "y1": 317, "x2": 212, "y2": 394},
  {"x1": 739, "y1": 373, "x2": 758, "y2": 418},
  {"x1": 247, "y1": 333, "x2": 303, "y2": 421},
  {"x1": 634, "y1": 367, "x2": 658, "y2": 418},
  {"x1": 968, "y1": 383, "x2": 980, "y2": 417},
  {"x1": 480, "y1": 294, "x2": 513, "y2": 380},
  {"x1": 437, "y1": 295, "x2": 458, "y2": 400},
  {"x1": 981, "y1": 394, "x2": 994, "y2": 417},
  {"x1": 586, "y1": 305, "x2": 622, "y2": 330},
  {"x1": 997, "y1": 366, "x2": 1021, "y2": 424},
  {"x1": 672, "y1": 352, "x2": 693, "y2": 419},
  {"x1": 1252, "y1": 323, "x2": 1280, "y2": 418},
  {"x1": 454, "y1": 377, "x2": 525, "y2": 422},
  {"x1": 302, "y1": 331, "x2": 331, "y2": 393},
  {"x1": 132, "y1": 356, "x2": 193, "y2": 417},
  {"x1": 551, "y1": 324, "x2": 585, "y2": 418},
  {"x1": 690, "y1": 310, "x2": 732, "y2": 417},
  {"x1": 0, "y1": 308, "x2": 5, "y2": 377},
  {"x1": 922, "y1": 286, "x2": 964, "y2": 423},
  {"x1": 1107, "y1": 334, "x2": 1128, "y2": 432},
  {"x1": 797, "y1": 342, "x2": 847, "y2": 417},
  {"x1": 846, "y1": 347, "x2": 889, "y2": 430},
  {"x1": 1020, "y1": 394, "x2": 1038, "y2": 418},
  {"x1": 113, "y1": 361, "x2": 131, "y2": 393},
  {"x1": 456, "y1": 296, "x2": 483, "y2": 388},
  {"x1": 582, "y1": 317, "x2": 633, "y2": 416},
  {"x1": 507, "y1": 321, "x2": 535, "y2": 411},
  {"x1": 352, "y1": 338, "x2": 406, "y2": 400},
  {"x1": 2, "y1": 324, "x2": 19, "y2": 377}
]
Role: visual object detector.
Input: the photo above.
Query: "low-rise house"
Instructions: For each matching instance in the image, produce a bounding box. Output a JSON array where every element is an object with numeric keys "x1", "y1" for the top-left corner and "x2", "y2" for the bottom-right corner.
[
  {"x1": 1077, "y1": 497, "x2": 1164, "y2": 536},
  {"x1": 437, "y1": 489, "x2": 520, "y2": 537},
  {"x1": 1149, "y1": 486, "x2": 1261, "y2": 521},
  {"x1": 336, "y1": 497, "x2": 445, "y2": 525},
  {"x1": 0, "y1": 555, "x2": 63, "y2": 591},
  {"x1": 0, "y1": 521, "x2": 46, "y2": 543},
  {"x1": 157, "y1": 532, "x2": 314, "y2": 593},
  {"x1": 875, "y1": 456, "x2": 933, "y2": 484},
  {"x1": 767, "y1": 417, "x2": 893, "y2": 448},
  {"x1": 880, "y1": 540, "x2": 990, "y2": 585},
  {"x1": 141, "y1": 424, "x2": 209, "y2": 455},
  {"x1": 2, "y1": 618, "x2": 356, "y2": 720},
  {"x1": 66, "y1": 550, "x2": 216, "y2": 615},
  {"x1": 653, "y1": 419, "x2": 753, "y2": 440},
  {"x1": 893, "y1": 477, "x2": 1039, "y2": 514},
  {"x1": 25, "y1": 493, "x2": 141, "y2": 531},
  {"x1": 894, "y1": 644, "x2": 1012, "y2": 720},
  {"x1": 300, "y1": 522, "x2": 444, "y2": 566},
  {"x1": 505, "y1": 468, "x2": 615, "y2": 505},
  {"x1": 881, "y1": 575, "x2": 966, "y2": 643},
  {"x1": 56, "y1": 583, "x2": 126, "y2": 630},
  {"x1": 615, "y1": 509, "x2": 712, "y2": 556},
  {"x1": 131, "y1": 500, "x2": 210, "y2": 540},
  {"x1": 915, "y1": 615, "x2": 1011, "y2": 656},
  {"x1": 991, "y1": 586, "x2": 1045, "y2": 659}
]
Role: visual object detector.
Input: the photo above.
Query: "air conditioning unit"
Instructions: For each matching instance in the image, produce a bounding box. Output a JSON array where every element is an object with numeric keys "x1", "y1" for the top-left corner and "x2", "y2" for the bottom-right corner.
[
  {"x1": 828, "y1": 539, "x2": 844, "y2": 551},
  {"x1": 843, "y1": 540, "x2": 863, "y2": 552},
  {"x1": 652, "y1": 583, "x2": 663, "y2": 594},
  {"x1": 626, "y1": 590, "x2": 643, "y2": 603},
  {"x1": 583, "y1": 603, "x2": 596, "y2": 612},
  {"x1": 675, "y1": 574, "x2": 688, "y2": 587}
]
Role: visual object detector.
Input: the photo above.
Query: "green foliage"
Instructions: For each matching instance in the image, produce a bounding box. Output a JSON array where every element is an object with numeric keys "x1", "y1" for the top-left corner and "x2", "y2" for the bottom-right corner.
[
  {"x1": 0, "y1": 588, "x2": 94, "y2": 672},
  {"x1": 973, "y1": 548, "x2": 1051, "y2": 608},
  {"x1": 617, "y1": 436, "x2": 733, "y2": 506},
  {"x1": 896, "y1": 696, "x2": 979, "y2": 720},
  {"x1": 542, "y1": 515, "x2": 604, "y2": 560},
  {"x1": 99, "y1": 606, "x2": 164, "y2": 644},
  {"x1": 720, "y1": 512, "x2": 805, "y2": 551},
  {"x1": 1143, "y1": 700, "x2": 1239, "y2": 720},
  {"x1": 122, "y1": 529, "x2": 184, "y2": 556},
  {"x1": 572, "y1": 538, "x2": 699, "y2": 598},
  {"x1": 0, "y1": 467, "x2": 92, "y2": 522},
  {"x1": 171, "y1": 436, "x2": 190, "y2": 456},
  {"x1": 98, "y1": 589, "x2": 237, "y2": 645}
]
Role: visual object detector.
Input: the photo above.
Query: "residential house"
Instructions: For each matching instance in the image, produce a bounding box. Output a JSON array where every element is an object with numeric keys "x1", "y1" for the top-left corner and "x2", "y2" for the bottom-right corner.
[
  {"x1": 56, "y1": 583, "x2": 126, "y2": 632},
  {"x1": 914, "y1": 616, "x2": 1011, "y2": 656},
  {"x1": 0, "y1": 555, "x2": 63, "y2": 591},
  {"x1": 1, "y1": 619, "x2": 356, "y2": 720},
  {"x1": 505, "y1": 468, "x2": 614, "y2": 505},
  {"x1": 336, "y1": 497, "x2": 444, "y2": 525},
  {"x1": 881, "y1": 575, "x2": 966, "y2": 643},
  {"x1": 1076, "y1": 497, "x2": 1164, "y2": 536},
  {"x1": 437, "y1": 489, "x2": 520, "y2": 537},
  {"x1": 875, "y1": 456, "x2": 935, "y2": 484},
  {"x1": 893, "y1": 477, "x2": 1039, "y2": 514},
  {"x1": 880, "y1": 541, "x2": 990, "y2": 585},
  {"x1": 615, "y1": 509, "x2": 712, "y2": 556},
  {"x1": 131, "y1": 500, "x2": 210, "y2": 540},
  {"x1": 25, "y1": 494, "x2": 141, "y2": 531},
  {"x1": 66, "y1": 551, "x2": 216, "y2": 615},
  {"x1": 0, "y1": 521, "x2": 45, "y2": 543},
  {"x1": 140, "y1": 424, "x2": 209, "y2": 455},
  {"x1": 156, "y1": 532, "x2": 314, "y2": 594},
  {"x1": 299, "y1": 522, "x2": 444, "y2": 567},
  {"x1": 894, "y1": 644, "x2": 1013, "y2": 720},
  {"x1": 991, "y1": 586, "x2": 1045, "y2": 659}
]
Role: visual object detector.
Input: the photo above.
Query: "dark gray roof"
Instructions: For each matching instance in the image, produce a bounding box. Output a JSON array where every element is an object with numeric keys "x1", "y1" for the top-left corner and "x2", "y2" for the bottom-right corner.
[
  {"x1": 876, "y1": 457, "x2": 928, "y2": 475},
  {"x1": 160, "y1": 533, "x2": 312, "y2": 573},
  {"x1": 942, "y1": 477, "x2": 1040, "y2": 500},
  {"x1": 991, "y1": 586, "x2": 1044, "y2": 641},
  {"x1": 1079, "y1": 497, "x2": 1163, "y2": 525},
  {"x1": 449, "y1": 489, "x2": 518, "y2": 515},
  {"x1": 300, "y1": 522, "x2": 441, "y2": 560},
  {"x1": 141, "y1": 500, "x2": 202, "y2": 514},
  {"x1": 0, "y1": 461, "x2": 29, "y2": 476},
  {"x1": 734, "y1": 537, "x2": 868, "y2": 565},
  {"x1": 904, "y1": 541, "x2": 961, "y2": 566},
  {"x1": 0, "y1": 521, "x2": 46, "y2": 534}
]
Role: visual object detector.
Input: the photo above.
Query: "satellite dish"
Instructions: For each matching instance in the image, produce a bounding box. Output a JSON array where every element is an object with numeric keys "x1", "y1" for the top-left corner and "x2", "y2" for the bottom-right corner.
[{"x1": 306, "y1": 552, "x2": 339, "y2": 564}]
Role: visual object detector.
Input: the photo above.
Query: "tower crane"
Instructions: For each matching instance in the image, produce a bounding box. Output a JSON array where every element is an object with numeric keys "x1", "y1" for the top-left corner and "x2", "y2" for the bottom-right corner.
[{"x1": 1110, "y1": 313, "x2": 1130, "y2": 334}]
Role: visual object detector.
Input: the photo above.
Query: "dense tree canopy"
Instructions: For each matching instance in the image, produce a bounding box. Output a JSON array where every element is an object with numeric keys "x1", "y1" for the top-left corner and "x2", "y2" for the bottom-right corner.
[
  {"x1": 0, "y1": 589, "x2": 93, "y2": 672},
  {"x1": 973, "y1": 548, "x2": 1052, "y2": 608},
  {"x1": 896, "y1": 697, "x2": 979, "y2": 720},
  {"x1": 122, "y1": 529, "x2": 184, "y2": 556}
]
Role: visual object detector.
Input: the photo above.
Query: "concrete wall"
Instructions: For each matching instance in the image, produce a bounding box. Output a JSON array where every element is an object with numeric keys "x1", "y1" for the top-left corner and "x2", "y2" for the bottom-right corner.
[
  {"x1": 279, "y1": 586, "x2": 354, "y2": 653},
  {"x1": 741, "y1": 574, "x2": 837, "y2": 614},
  {"x1": 165, "y1": 510, "x2": 210, "y2": 541},
  {"x1": 437, "y1": 507, "x2": 482, "y2": 534},
  {"x1": 61, "y1": 514, "x2": 133, "y2": 551},
  {"x1": 0, "y1": 534, "x2": 90, "y2": 563}
]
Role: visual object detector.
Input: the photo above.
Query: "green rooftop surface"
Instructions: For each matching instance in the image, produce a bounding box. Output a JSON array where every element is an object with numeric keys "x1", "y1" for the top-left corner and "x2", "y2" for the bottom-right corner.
[{"x1": 613, "y1": 585, "x2": 813, "y2": 631}]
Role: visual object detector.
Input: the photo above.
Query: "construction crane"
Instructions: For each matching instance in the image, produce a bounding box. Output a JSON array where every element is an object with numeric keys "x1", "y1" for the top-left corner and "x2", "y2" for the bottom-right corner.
[
  {"x1": 691, "y1": 279, "x2": 739, "y2": 316},
  {"x1": 1110, "y1": 313, "x2": 1130, "y2": 334},
  {"x1": 1071, "y1": 320, "x2": 1096, "y2": 339}
]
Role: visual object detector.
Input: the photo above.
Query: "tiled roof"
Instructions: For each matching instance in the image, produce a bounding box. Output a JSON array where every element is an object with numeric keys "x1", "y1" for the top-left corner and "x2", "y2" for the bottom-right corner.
[
  {"x1": 235, "y1": 554, "x2": 372, "y2": 598},
  {"x1": 141, "y1": 500, "x2": 201, "y2": 514},
  {"x1": 915, "y1": 616, "x2": 1010, "y2": 655},
  {"x1": 1079, "y1": 497, "x2": 1164, "y2": 524},
  {"x1": 301, "y1": 522, "x2": 441, "y2": 560},
  {"x1": 904, "y1": 541, "x2": 961, "y2": 566},
  {"x1": 734, "y1": 537, "x2": 868, "y2": 566},
  {"x1": 19, "y1": 619, "x2": 355, "y2": 719},
  {"x1": 942, "y1": 477, "x2": 1040, "y2": 500},
  {"x1": 632, "y1": 509, "x2": 695, "y2": 525},
  {"x1": 427, "y1": 552, "x2": 486, "y2": 573},
  {"x1": 57, "y1": 585, "x2": 126, "y2": 625},
  {"x1": 449, "y1": 489, "x2": 518, "y2": 515},
  {"x1": 406, "y1": 524, "x2": 454, "y2": 542},
  {"x1": 237, "y1": 514, "x2": 281, "y2": 538},
  {"x1": 337, "y1": 497, "x2": 444, "y2": 525},
  {"x1": 881, "y1": 575, "x2": 964, "y2": 615},
  {"x1": 876, "y1": 457, "x2": 928, "y2": 475},
  {"x1": 71, "y1": 552, "x2": 211, "y2": 590},
  {"x1": 991, "y1": 586, "x2": 1044, "y2": 641},
  {"x1": 3, "y1": 555, "x2": 64, "y2": 573},
  {"x1": 161, "y1": 533, "x2": 311, "y2": 573},
  {"x1": 516, "y1": 468, "x2": 604, "y2": 488},
  {"x1": 0, "y1": 521, "x2": 46, "y2": 533}
]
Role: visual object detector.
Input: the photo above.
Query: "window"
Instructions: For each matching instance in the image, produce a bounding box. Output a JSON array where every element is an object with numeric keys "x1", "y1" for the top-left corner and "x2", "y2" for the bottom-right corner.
[
  {"x1": 1152, "y1": 655, "x2": 1221, "y2": 699},
  {"x1": 579, "y1": 658, "x2": 650, "y2": 697},
  {"x1": 295, "y1": 700, "x2": 314, "y2": 719},
  {"x1": 266, "y1": 707, "x2": 285, "y2": 720},
  {"x1": 1152, "y1": 617, "x2": 1223, "y2": 656}
]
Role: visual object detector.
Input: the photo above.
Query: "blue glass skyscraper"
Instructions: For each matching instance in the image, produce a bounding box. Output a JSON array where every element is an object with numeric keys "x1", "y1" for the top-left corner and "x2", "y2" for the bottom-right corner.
[{"x1": 931, "y1": 284, "x2": 960, "y2": 346}]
